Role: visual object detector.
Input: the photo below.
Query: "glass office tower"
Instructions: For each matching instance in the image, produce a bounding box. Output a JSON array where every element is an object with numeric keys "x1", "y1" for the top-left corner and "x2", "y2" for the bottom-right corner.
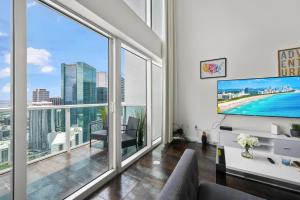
[{"x1": 61, "y1": 62, "x2": 97, "y2": 143}]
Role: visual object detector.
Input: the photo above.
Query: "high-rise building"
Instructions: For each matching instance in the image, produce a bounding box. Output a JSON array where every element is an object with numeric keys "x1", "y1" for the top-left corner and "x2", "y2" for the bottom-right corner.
[
  {"x1": 28, "y1": 109, "x2": 51, "y2": 152},
  {"x1": 50, "y1": 97, "x2": 62, "y2": 105},
  {"x1": 32, "y1": 89, "x2": 50, "y2": 102},
  {"x1": 96, "y1": 72, "x2": 108, "y2": 104},
  {"x1": 61, "y1": 62, "x2": 97, "y2": 142},
  {"x1": 62, "y1": 62, "x2": 97, "y2": 105}
]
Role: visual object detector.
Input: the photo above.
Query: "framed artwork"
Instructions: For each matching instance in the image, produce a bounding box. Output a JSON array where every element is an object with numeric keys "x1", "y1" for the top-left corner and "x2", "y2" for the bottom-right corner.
[
  {"x1": 200, "y1": 58, "x2": 227, "y2": 79},
  {"x1": 278, "y1": 47, "x2": 300, "y2": 76}
]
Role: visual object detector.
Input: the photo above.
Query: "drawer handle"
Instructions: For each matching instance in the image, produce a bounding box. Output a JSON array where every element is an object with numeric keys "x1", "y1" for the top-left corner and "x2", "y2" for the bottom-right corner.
[{"x1": 283, "y1": 147, "x2": 290, "y2": 150}]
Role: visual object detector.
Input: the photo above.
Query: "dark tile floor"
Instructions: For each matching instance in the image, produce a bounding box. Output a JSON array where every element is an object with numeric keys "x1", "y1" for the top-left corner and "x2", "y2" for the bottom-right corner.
[
  {"x1": 88, "y1": 141, "x2": 216, "y2": 200},
  {"x1": 88, "y1": 141, "x2": 300, "y2": 200}
]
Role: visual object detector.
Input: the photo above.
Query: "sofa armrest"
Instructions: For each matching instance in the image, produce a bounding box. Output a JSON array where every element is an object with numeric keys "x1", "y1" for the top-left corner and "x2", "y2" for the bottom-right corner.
[{"x1": 158, "y1": 149, "x2": 199, "y2": 200}]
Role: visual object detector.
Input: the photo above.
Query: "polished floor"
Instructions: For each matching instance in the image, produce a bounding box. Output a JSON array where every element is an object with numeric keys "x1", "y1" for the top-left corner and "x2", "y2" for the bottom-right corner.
[{"x1": 88, "y1": 141, "x2": 300, "y2": 200}]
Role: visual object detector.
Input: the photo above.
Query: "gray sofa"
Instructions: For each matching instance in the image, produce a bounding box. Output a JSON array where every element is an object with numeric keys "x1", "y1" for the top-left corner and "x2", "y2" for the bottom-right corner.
[{"x1": 158, "y1": 149, "x2": 264, "y2": 200}]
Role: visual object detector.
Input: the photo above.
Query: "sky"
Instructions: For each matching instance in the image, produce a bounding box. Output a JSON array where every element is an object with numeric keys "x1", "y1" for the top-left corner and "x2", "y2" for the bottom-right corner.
[
  {"x1": 0, "y1": 0, "x2": 109, "y2": 102},
  {"x1": 218, "y1": 77, "x2": 300, "y2": 90}
]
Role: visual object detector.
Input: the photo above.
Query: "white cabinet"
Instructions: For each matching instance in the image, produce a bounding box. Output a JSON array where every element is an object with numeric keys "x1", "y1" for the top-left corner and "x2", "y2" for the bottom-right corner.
[
  {"x1": 274, "y1": 139, "x2": 300, "y2": 158},
  {"x1": 218, "y1": 129, "x2": 300, "y2": 158}
]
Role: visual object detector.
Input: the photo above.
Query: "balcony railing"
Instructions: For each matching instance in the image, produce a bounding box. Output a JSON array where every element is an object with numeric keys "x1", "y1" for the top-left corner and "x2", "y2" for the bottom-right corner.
[{"x1": 0, "y1": 103, "x2": 146, "y2": 174}]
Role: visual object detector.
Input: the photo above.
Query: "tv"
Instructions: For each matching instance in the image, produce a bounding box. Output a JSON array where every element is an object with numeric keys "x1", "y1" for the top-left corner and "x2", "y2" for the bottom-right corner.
[{"x1": 217, "y1": 76, "x2": 300, "y2": 118}]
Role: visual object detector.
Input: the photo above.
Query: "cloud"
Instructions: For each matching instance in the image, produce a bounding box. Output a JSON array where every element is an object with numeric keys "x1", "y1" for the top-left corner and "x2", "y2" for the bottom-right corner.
[
  {"x1": 0, "y1": 67, "x2": 10, "y2": 79},
  {"x1": 0, "y1": 32, "x2": 8, "y2": 37},
  {"x1": 27, "y1": 47, "x2": 51, "y2": 66},
  {"x1": 27, "y1": 1, "x2": 38, "y2": 8},
  {"x1": 4, "y1": 47, "x2": 54, "y2": 73},
  {"x1": 40, "y1": 65, "x2": 54, "y2": 73},
  {"x1": 1, "y1": 83, "x2": 10, "y2": 93}
]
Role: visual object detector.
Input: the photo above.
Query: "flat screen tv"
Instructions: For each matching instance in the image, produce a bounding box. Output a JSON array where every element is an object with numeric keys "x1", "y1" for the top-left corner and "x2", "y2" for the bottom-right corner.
[{"x1": 217, "y1": 76, "x2": 300, "y2": 118}]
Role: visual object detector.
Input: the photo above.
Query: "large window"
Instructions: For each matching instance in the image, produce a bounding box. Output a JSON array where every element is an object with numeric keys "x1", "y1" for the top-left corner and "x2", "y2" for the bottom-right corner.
[
  {"x1": 0, "y1": 0, "x2": 12, "y2": 199},
  {"x1": 0, "y1": 0, "x2": 164, "y2": 199},
  {"x1": 26, "y1": 1, "x2": 110, "y2": 199},
  {"x1": 121, "y1": 48, "x2": 147, "y2": 161}
]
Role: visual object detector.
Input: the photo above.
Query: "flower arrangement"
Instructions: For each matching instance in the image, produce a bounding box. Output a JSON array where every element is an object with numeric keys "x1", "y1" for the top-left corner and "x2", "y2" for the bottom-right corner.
[{"x1": 237, "y1": 134, "x2": 259, "y2": 159}]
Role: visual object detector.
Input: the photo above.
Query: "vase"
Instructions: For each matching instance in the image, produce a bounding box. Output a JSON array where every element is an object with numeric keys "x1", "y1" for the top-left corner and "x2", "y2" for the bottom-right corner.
[{"x1": 241, "y1": 147, "x2": 253, "y2": 159}]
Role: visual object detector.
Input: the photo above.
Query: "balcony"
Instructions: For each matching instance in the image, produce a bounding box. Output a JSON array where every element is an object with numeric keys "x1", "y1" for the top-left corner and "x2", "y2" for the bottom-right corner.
[{"x1": 0, "y1": 103, "x2": 146, "y2": 199}]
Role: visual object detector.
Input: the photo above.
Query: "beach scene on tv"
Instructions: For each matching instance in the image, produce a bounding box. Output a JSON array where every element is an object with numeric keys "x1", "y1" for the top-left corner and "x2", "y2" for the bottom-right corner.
[{"x1": 217, "y1": 77, "x2": 300, "y2": 118}]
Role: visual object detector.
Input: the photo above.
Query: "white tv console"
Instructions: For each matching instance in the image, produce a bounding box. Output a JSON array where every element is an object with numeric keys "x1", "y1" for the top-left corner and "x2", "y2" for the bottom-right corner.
[
  {"x1": 217, "y1": 129, "x2": 300, "y2": 192},
  {"x1": 218, "y1": 129, "x2": 300, "y2": 158}
]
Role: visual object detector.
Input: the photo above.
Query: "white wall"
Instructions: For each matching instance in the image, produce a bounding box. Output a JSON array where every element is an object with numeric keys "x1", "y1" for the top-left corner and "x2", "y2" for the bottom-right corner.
[{"x1": 174, "y1": 0, "x2": 300, "y2": 143}]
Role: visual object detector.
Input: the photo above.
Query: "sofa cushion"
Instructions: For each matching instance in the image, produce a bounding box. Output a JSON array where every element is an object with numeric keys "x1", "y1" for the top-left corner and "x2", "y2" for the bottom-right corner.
[
  {"x1": 158, "y1": 149, "x2": 199, "y2": 200},
  {"x1": 198, "y1": 182, "x2": 265, "y2": 200}
]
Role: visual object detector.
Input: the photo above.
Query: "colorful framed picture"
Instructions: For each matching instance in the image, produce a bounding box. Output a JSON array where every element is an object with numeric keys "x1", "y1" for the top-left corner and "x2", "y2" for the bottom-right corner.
[
  {"x1": 200, "y1": 58, "x2": 227, "y2": 79},
  {"x1": 278, "y1": 47, "x2": 300, "y2": 76}
]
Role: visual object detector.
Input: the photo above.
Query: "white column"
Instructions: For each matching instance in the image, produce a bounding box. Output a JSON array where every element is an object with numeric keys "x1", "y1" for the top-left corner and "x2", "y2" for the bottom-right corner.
[{"x1": 13, "y1": 0, "x2": 27, "y2": 199}]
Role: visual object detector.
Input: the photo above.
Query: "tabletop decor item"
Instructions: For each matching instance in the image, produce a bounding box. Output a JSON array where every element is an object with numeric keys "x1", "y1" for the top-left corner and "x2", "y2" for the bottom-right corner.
[
  {"x1": 237, "y1": 134, "x2": 259, "y2": 159},
  {"x1": 200, "y1": 58, "x2": 227, "y2": 79},
  {"x1": 281, "y1": 158, "x2": 291, "y2": 166},
  {"x1": 290, "y1": 123, "x2": 300, "y2": 138}
]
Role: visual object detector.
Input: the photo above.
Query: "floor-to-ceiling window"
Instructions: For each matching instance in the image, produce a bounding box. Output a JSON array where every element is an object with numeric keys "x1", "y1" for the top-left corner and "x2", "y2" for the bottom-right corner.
[
  {"x1": 0, "y1": 0, "x2": 164, "y2": 198},
  {"x1": 26, "y1": 1, "x2": 110, "y2": 199},
  {"x1": 120, "y1": 48, "x2": 147, "y2": 161},
  {"x1": 152, "y1": 63, "x2": 163, "y2": 142},
  {"x1": 0, "y1": 0, "x2": 12, "y2": 199}
]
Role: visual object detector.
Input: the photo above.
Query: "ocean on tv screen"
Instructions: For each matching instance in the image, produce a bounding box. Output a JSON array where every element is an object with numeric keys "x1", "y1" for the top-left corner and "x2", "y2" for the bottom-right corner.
[{"x1": 217, "y1": 77, "x2": 300, "y2": 118}]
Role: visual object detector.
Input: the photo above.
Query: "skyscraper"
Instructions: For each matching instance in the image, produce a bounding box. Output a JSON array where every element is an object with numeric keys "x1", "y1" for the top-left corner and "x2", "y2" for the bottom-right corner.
[
  {"x1": 50, "y1": 97, "x2": 62, "y2": 105},
  {"x1": 28, "y1": 109, "x2": 51, "y2": 152},
  {"x1": 61, "y1": 62, "x2": 97, "y2": 142},
  {"x1": 32, "y1": 89, "x2": 50, "y2": 102}
]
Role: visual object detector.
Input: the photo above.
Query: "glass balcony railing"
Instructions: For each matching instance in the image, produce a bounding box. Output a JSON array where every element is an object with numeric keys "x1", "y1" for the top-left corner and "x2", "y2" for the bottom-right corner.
[
  {"x1": 0, "y1": 103, "x2": 147, "y2": 199},
  {"x1": 0, "y1": 103, "x2": 147, "y2": 170}
]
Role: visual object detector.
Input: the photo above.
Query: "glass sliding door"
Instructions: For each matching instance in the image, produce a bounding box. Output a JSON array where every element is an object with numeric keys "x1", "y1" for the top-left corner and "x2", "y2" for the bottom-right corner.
[
  {"x1": 121, "y1": 48, "x2": 147, "y2": 161},
  {"x1": 152, "y1": 64, "x2": 162, "y2": 142},
  {"x1": 26, "y1": 0, "x2": 110, "y2": 199},
  {"x1": 0, "y1": 0, "x2": 12, "y2": 199}
]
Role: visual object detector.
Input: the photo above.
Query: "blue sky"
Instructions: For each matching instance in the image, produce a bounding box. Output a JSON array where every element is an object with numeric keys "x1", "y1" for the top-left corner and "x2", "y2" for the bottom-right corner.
[
  {"x1": 0, "y1": 0, "x2": 109, "y2": 101},
  {"x1": 218, "y1": 77, "x2": 300, "y2": 90}
]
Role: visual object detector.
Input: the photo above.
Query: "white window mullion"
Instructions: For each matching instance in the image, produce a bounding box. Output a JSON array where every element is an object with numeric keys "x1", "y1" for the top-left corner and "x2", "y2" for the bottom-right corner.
[
  {"x1": 113, "y1": 39, "x2": 122, "y2": 172},
  {"x1": 147, "y1": 60, "x2": 152, "y2": 148},
  {"x1": 12, "y1": 0, "x2": 27, "y2": 199}
]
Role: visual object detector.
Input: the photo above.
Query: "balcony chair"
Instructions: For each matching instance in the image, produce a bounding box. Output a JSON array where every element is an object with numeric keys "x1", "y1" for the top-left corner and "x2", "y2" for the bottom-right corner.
[
  {"x1": 89, "y1": 120, "x2": 108, "y2": 149},
  {"x1": 121, "y1": 116, "x2": 140, "y2": 150},
  {"x1": 89, "y1": 116, "x2": 140, "y2": 150}
]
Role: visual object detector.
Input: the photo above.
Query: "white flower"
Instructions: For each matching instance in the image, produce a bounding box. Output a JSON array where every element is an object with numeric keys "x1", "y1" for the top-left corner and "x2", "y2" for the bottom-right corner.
[{"x1": 237, "y1": 134, "x2": 259, "y2": 148}]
